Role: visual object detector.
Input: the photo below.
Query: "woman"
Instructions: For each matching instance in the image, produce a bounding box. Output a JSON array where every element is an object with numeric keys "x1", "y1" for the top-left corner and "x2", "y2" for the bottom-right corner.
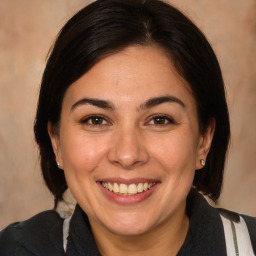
[{"x1": 0, "y1": 0, "x2": 255, "y2": 255}]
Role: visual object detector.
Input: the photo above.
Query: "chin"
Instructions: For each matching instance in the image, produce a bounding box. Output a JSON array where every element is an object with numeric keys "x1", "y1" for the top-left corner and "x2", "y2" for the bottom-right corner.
[
  {"x1": 106, "y1": 223, "x2": 152, "y2": 237},
  {"x1": 97, "y1": 211, "x2": 157, "y2": 237}
]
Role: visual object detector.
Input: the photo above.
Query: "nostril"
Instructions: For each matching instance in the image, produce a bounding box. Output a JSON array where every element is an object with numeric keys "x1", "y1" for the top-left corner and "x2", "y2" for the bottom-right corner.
[{"x1": 107, "y1": 131, "x2": 149, "y2": 168}]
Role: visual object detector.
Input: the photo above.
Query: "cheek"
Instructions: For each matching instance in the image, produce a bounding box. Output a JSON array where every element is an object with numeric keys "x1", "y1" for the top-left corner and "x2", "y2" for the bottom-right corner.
[
  {"x1": 59, "y1": 132, "x2": 110, "y2": 174},
  {"x1": 148, "y1": 131, "x2": 198, "y2": 172}
]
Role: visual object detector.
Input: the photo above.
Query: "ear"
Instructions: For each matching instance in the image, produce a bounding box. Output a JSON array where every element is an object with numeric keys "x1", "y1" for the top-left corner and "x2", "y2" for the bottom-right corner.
[
  {"x1": 196, "y1": 118, "x2": 215, "y2": 170},
  {"x1": 47, "y1": 122, "x2": 63, "y2": 169}
]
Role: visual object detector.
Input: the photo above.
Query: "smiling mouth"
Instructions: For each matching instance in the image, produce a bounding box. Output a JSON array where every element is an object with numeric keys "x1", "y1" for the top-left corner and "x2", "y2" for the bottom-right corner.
[{"x1": 100, "y1": 182, "x2": 156, "y2": 196}]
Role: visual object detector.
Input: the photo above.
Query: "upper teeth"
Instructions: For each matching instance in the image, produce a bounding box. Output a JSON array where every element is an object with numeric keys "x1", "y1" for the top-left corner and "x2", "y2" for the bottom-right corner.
[{"x1": 102, "y1": 182, "x2": 155, "y2": 195}]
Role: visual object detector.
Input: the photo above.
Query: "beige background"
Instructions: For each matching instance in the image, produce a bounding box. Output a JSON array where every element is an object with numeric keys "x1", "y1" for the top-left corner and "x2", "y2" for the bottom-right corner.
[{"x1": 0, "y1": 0, "x2": 256, "y2": 230}]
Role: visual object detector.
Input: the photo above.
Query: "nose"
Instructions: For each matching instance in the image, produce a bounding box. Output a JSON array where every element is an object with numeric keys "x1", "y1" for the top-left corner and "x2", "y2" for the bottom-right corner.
[{"x1": 107, "y1": 125, "x2": 149, "y2": 169}]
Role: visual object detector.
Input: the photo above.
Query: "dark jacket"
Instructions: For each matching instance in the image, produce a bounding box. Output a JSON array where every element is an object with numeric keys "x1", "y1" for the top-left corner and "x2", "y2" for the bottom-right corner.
[{"x1": 0, "y1": 189, "x2": 255, "y2": 255}]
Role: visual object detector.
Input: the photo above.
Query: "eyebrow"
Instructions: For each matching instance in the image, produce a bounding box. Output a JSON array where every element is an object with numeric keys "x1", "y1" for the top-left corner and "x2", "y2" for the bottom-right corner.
[
  {"x1": 71, "y1": 98, "x2": 115, "y2": 111},
  {"x1": 139, "y1": 95, "x2": 185, "y2": 110},
  {"x1": 70, "y1": 95, "x2": 185, "y2": 112}
]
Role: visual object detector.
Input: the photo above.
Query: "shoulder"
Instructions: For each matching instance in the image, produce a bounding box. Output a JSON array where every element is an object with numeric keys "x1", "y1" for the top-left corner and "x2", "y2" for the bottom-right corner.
[
  {"x1": 218, "y1": 208, "x2": 256, "y2": 254},
  {"x1": 241, "y1": 212, "x2": 256, "y2": 227},
  {"x1": 0, "y1": 210, "x2": 64, "y2": 256},
  {"x1": 218, "y1": 207, "x2": 256, "y2": 229},
  {"x1": 241, "y1": 213, "x2": 256, "y2": 252}
]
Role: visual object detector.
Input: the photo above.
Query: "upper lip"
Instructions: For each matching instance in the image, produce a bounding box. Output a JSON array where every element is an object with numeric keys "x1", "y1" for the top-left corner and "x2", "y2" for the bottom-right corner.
[{"x1": 97, "y1": 177, "x2": 160, "y2": 184}]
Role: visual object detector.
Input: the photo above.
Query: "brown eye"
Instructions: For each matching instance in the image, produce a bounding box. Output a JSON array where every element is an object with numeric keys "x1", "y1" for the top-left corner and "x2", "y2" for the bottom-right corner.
[
  {"x1": 153, "y1": 117, "x2": 168, "y2": 125},
  {"x1": 90, "y1": 117, "x2": 105, "y2": 125},
  {"x1": 82, "y1": 115, "x2": 108, "y2": 125},
  {"x1": 148, "y1": 115, "x2": 175, "y2": 126}
]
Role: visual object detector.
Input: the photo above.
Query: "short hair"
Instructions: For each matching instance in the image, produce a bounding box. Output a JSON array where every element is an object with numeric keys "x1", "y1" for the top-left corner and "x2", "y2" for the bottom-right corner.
[{"x1": 34, "y1": 0, "x2": 230, "y2": 204}]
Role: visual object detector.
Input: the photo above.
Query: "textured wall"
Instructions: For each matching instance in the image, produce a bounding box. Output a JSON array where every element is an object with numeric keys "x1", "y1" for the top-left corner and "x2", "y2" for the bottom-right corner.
[{"x1": 0, "y1": 0, "x2": 256, "y2": 229}]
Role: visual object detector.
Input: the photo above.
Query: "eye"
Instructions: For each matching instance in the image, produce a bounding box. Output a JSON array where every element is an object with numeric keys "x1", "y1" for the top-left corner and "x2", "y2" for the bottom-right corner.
[
  {"x1": 81, "y1": 115, "x2": 109, "y2": 126},
  {"x1": 147, "y1": 115, "x2": 175, "y2": 126}
]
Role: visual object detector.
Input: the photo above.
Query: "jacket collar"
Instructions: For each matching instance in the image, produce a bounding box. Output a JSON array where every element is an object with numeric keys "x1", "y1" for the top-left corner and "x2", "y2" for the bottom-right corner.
[
  {"x1": 66, "y1": 205, "x2": 100, "y2": 256},
  {"x1": 16, "y1": 210, "x2": 65, "y2": 256},
  {"x1": 177, "y1": 189, "x2": 226, "y2": 255}
]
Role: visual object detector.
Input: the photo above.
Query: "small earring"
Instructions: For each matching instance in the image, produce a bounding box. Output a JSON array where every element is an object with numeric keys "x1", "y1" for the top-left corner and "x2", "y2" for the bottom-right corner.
[
  {"x1": 200, "y1": 159, "x2": 206, "y2": 166},
  {"x1": 56, "y1": 162, "x2": 60, "y2": 167}
]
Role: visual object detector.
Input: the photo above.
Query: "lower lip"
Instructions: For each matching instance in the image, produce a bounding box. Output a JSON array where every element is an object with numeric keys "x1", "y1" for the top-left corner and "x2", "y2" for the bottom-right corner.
[{"x1": 98, "y1": 182, "x2": 159, "y2": 205}]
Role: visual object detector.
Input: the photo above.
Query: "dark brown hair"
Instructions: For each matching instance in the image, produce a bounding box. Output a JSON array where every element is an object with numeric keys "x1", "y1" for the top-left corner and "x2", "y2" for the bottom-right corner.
[{"x1": 34, "y1": 0, "x2": 230, "y2": 203}]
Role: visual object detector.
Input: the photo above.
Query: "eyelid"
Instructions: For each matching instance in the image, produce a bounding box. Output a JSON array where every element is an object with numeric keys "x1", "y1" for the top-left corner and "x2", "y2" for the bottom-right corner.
[
  {"x1": 80, "y1": 114, "x2": 177, "y2": 127},
  {"x1": 81, "y1": 114, "x2": 111, "y2": 125},
  {"x1": 146, "y1": 114, "x2": 177, "y2": 125}
]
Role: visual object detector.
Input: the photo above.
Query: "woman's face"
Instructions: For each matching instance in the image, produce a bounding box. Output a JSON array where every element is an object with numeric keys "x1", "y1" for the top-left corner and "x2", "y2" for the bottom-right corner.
[{"x1": 49, "y1": 46, "x2": 214, "y2": 237}]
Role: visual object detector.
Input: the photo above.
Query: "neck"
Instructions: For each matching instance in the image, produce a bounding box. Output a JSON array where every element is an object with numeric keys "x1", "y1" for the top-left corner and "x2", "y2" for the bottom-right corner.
[{"x1": 89, "y1": 206, "x2": 189, "y2": 256}]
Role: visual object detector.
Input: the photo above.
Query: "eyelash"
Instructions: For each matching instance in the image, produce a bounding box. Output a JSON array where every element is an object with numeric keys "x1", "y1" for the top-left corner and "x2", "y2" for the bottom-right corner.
[
  {"x1": 147, "y1": 115, "x2": 176, "y2": 126},
  {"x1": 80, "y1": 114, "x2": 176, "y2": 127},
  {"x1": 81, "y1": 115, "x2": 110, "y2": 126}
]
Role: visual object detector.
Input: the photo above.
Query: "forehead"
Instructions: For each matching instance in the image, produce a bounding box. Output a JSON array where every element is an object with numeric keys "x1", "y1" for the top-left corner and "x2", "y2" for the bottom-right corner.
[{"x1": 63, "y1": 45, "x2": 195, "y2": 109}]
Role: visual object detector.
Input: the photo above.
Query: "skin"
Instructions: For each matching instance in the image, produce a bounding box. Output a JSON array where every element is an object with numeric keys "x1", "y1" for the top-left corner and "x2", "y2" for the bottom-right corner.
[{"x1": 49, "y1": 45, "x2": 215, "y2": 255}]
